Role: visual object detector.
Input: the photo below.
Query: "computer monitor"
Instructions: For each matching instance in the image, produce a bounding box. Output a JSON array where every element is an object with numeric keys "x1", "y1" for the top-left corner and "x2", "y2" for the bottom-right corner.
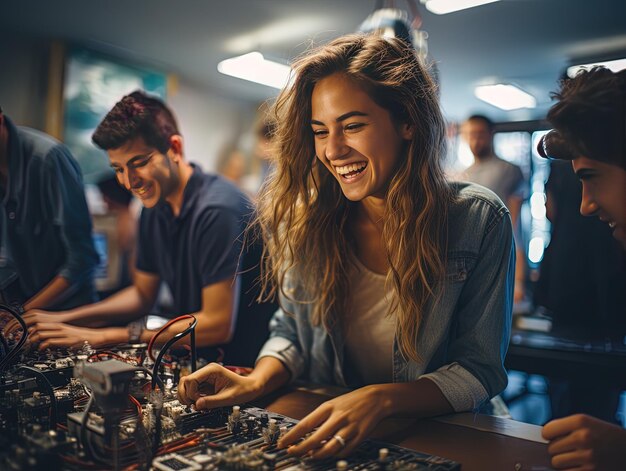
[{"x1": 91, "y1": 213, "x2": 122, "y2": 293}]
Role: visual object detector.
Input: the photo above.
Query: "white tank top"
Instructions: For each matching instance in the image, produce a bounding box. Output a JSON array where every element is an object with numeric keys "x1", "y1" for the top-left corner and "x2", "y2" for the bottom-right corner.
[{"x1": 343, "y1": 257, "x2": 396, "y2": 385}]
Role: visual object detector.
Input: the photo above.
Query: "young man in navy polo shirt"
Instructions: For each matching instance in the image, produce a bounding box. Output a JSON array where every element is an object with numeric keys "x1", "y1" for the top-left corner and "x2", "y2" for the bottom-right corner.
[{"x1": 23, "y1": 91, "x2": 274, "y2": 367}]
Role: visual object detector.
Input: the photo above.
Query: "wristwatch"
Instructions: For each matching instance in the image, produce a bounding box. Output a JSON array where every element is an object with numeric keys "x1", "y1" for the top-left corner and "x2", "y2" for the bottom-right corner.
[{"x1": 127, "y1": 320, "x2": 144, "y2": 344}]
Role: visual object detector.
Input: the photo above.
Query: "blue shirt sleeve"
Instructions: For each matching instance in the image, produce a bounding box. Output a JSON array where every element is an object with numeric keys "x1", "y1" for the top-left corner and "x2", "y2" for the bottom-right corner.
[
  {"x1": 429, "y1": 209, "x2": 514, "y2": 403},
  {"x1": 45, "y1": 144, "x2": 99, "y2": 286}
]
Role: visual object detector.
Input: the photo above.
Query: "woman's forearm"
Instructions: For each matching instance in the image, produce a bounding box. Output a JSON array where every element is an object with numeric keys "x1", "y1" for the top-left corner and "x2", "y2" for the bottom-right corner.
[
  {"x1": 249, "y1": 356, "x2": 292, "y2": 397},
  {"x1": 369, "y1": 377, "x2": 454, "y2": 419}
]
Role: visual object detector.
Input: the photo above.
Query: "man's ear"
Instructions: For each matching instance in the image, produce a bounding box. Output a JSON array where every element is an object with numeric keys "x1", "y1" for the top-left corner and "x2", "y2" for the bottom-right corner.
[{"x1": 169, "y1": 135, "x2": 184, "y2": 161}]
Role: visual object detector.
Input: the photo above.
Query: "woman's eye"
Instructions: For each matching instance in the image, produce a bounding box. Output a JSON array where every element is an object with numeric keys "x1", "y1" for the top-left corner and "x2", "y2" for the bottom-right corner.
[
  {"x1": 345, "y1": 123, "x2": 364, "y2": 131},
  {"x1": 313, "y1": 129, "x2": 328, "y2": 137}
]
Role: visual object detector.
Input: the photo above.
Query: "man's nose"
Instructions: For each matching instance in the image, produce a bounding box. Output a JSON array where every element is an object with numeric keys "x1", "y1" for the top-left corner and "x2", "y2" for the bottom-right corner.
[
  {"x1": 579, "y1": 187, "x2": 599, "y2": 217},
  {"x1": 118, "y1": 168, "x2": 140, "y2": 191}
]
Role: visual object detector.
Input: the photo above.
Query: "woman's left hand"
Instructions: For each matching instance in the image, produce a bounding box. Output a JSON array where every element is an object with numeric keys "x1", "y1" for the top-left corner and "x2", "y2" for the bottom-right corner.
[{"x1": 278, "y1": 384, "x2": 391, "y2": 459}]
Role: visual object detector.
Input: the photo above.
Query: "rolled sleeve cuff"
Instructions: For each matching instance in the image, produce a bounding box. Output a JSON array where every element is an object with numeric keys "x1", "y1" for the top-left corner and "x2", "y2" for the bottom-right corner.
[
  {"x1": 58, "y1": 266, "x2": 92, "y2": 286},
  {"x1": 58, "y1": 268, "x2": 81, "y2": 284},
  {"x1": 420, "y1": 362, "x2": 489, "y2": 412},
  {"x1": 257, "y1": 336, "x2": 305, "y2": 382}
]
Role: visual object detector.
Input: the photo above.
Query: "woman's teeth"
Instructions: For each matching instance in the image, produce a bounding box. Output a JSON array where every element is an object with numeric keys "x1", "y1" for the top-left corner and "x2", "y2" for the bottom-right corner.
[{"x1": 335, "y1": 162, "x2": 367, "y2": 177}]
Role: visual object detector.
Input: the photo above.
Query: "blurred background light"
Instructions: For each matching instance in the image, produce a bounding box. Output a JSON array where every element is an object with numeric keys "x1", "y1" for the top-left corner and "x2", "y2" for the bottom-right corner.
[
  {"x1": 217, "y1": 52, "x2": 291, "y2": 89},
  {"x1": 474, "y1": 84, "x2": 537, "y2": 111},
  {"x1": 423, "y1": 0, "x2": 500, "y2": 15}
]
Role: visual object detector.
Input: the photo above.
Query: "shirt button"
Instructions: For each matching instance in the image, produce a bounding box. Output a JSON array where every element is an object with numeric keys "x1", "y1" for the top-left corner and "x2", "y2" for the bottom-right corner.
[{"x1": 8, "y1": 212, "x2": 15, "y2": 220}]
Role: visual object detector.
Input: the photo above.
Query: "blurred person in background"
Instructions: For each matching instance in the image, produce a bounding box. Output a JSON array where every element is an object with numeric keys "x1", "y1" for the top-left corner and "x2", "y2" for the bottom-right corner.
[
  {"x1": 252, "y1": 115, "x2": 276, "y2": 186},
  {"x1": 459, "y1": 114, "x2": 527, "y2": 303},
  {"x1": 538, "y1": 66, "x2": 626, "y2": 470},
  {"x1": 216, "y1": 142, "x2": 248, "y2": 188},
  {"x1": 216, "y1": 113, "x2": 277, "y2": 199},
  {"x1": 0, "y1": 105, "x2": 98, "y2": 311},
  {"x1": 96, "y1": 174, "x2": 139, "y2": 298}
]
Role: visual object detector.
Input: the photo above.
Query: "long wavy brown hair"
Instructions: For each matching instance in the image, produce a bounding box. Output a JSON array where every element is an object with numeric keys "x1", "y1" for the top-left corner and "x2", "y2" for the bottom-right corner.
[{"x1": 256, "y1": 34, "x2": 453, "y2": 362}]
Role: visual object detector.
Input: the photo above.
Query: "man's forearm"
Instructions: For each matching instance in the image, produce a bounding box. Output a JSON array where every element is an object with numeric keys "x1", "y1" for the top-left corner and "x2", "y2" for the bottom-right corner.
[
  {"x1": 62, "y1": 286, "x2": 152, "y2": 327},
  {"x1": 23, "y1": 275, "x2": 71, "y2": 311},
  {"x1": 140, "y1": 308, "x2": 232, "y2": 347}
]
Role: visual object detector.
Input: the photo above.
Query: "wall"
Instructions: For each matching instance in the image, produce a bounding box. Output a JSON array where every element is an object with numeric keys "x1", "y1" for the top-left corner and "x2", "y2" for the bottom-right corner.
[
  {"x1": 169, "y1": 78, "x2": 258, "y2": 172},
  {"x1": 0, "y1": 33, "x2": 49, "y2": 129},
  {"x1": 0, "y1": 32, "x2": 258, "y2": 172}
]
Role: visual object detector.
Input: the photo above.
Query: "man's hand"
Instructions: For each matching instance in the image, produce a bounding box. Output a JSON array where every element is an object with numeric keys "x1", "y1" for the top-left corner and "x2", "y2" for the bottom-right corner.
[
  {"x1": 24, "y1": 309, "x2": 73, "y2": 326},
  {"x1": 278, "y1": 385, "x2": 390, "y2": 459},
  {"x1": 178, "y1": 363, "x2": 264, "y2": 410},
  {"x1": 28, "y1": 323, "x2": 110, "y2": 350},
  {"x1": 4, "y1": 309, "x2": 72, "y2": 335},
  {"x1": 543, "y1": 413, "x2": 626, "y2": 470}
]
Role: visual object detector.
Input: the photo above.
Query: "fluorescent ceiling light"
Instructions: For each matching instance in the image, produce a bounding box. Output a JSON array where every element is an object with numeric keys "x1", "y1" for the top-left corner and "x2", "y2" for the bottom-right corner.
[
  {"x1": 567, "y1": 57, "x2": 626, "y2": 78},
  {"x1": 474, "y1": 84, "x2": 537, "y2": 111},
  {"x1": 217, "y1": 52, "x2": 291, "y2": 89},
  {"x1": 423, "y1": 0, "x2": 500, "y2": 15},
  {"x1": 225, "y1": 16, "x2": 329, "y2": 53}
]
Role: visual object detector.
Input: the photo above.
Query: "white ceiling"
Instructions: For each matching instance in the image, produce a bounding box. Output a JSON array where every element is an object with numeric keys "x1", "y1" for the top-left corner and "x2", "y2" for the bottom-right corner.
[{"x1": 2, "y1": 0, "x2": 625, "y2": 122}]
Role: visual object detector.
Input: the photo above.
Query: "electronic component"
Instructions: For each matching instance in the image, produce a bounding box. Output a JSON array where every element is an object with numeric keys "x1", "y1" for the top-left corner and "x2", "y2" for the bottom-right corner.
[
  {"x1": 153, "y1": 453, "x2": 202, "y2": 471},
  {"x1": 0, "y1": 345, "x2": 461, "y2": 470}
]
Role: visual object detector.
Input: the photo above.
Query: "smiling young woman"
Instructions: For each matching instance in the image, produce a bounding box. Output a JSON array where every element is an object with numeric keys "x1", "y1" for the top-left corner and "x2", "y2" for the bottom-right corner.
[{"x1": 178, "y1": 34, "x2": 515, "y2": 459}]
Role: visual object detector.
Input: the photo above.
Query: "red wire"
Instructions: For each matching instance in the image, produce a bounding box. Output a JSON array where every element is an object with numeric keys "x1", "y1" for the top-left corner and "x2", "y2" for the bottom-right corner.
[
  {"x1": 147, "y1": 315, "x2": 195, "y2": 362},
  {"x1": 128, "y1": 394, "x2": 142, "y2": 415},
  {"x1": 89, "y1": 351, "x2": 127, "y2": 362}
]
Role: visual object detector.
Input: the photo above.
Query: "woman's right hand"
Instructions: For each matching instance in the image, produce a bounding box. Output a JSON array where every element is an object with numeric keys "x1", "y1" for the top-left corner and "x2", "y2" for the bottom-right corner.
[{"x1": 177, "y1": 362, "x2": 264, "y2": 410}]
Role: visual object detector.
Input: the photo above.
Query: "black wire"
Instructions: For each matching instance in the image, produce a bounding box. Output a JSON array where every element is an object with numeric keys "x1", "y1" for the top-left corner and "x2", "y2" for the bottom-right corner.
[
  {"x1": 146, "y1": 318, "x2": 195, "y2": 471},
  {"x1": 134, "y1": 366, "x2": 164, "y2": 392},
  {"x1": 18, "y1": 365, "x2": 58, "y2": 430},
  {"x1": 0, "y1": 303, "x2": 27, "y2": 371},
  {"x1": 0, "y1": 331, "x2": 9, "y2": 353},
  {"x1": 150, "y1": 317, "x2": 197, "y2": 390},
  {"x1": 190, "y1": 328, "x2": 197, "y2": 373},
  {"x1": 150, "y1": 406, "x2": 162, "y2": 466}
]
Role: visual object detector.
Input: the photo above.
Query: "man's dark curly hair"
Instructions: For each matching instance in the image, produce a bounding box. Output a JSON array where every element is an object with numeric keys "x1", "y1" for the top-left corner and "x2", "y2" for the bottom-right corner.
[
  {"x1": 92, "y1": 90, "x2": 179, "y2": 153},
  {"x1": 545, "y1": 67, "x2": 625, "y2": 170}
]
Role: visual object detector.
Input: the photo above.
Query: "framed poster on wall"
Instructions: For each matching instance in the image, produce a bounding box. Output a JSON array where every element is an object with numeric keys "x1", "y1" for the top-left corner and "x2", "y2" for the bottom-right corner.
[{"x1": 63, "y1": 47, "x2": 167, "y2": 183}]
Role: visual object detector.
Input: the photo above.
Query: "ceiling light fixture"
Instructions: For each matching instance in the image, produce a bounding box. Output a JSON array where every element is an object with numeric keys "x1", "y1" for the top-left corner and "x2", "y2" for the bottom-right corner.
[
  {"x1": 217, "y1": 52, "x2": 291, "y2": 89},
  {"x1": 474, "y1": 84, "x2": 537, "y2": 111},
  {"x1": 422, "y1": 0, "x2": 500, "y2": 15},
  {"x1": 566, "y1": 57, "x2": 626, "y2": 78},
  {"x1": 358, "y1": 1, "x2": 439, "y2": 86}
]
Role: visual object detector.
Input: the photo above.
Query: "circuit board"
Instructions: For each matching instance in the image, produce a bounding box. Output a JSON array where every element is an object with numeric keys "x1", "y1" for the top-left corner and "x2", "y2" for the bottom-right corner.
[{"x1": 0, "y1": 343, "x2": 460, "y2": 470}]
